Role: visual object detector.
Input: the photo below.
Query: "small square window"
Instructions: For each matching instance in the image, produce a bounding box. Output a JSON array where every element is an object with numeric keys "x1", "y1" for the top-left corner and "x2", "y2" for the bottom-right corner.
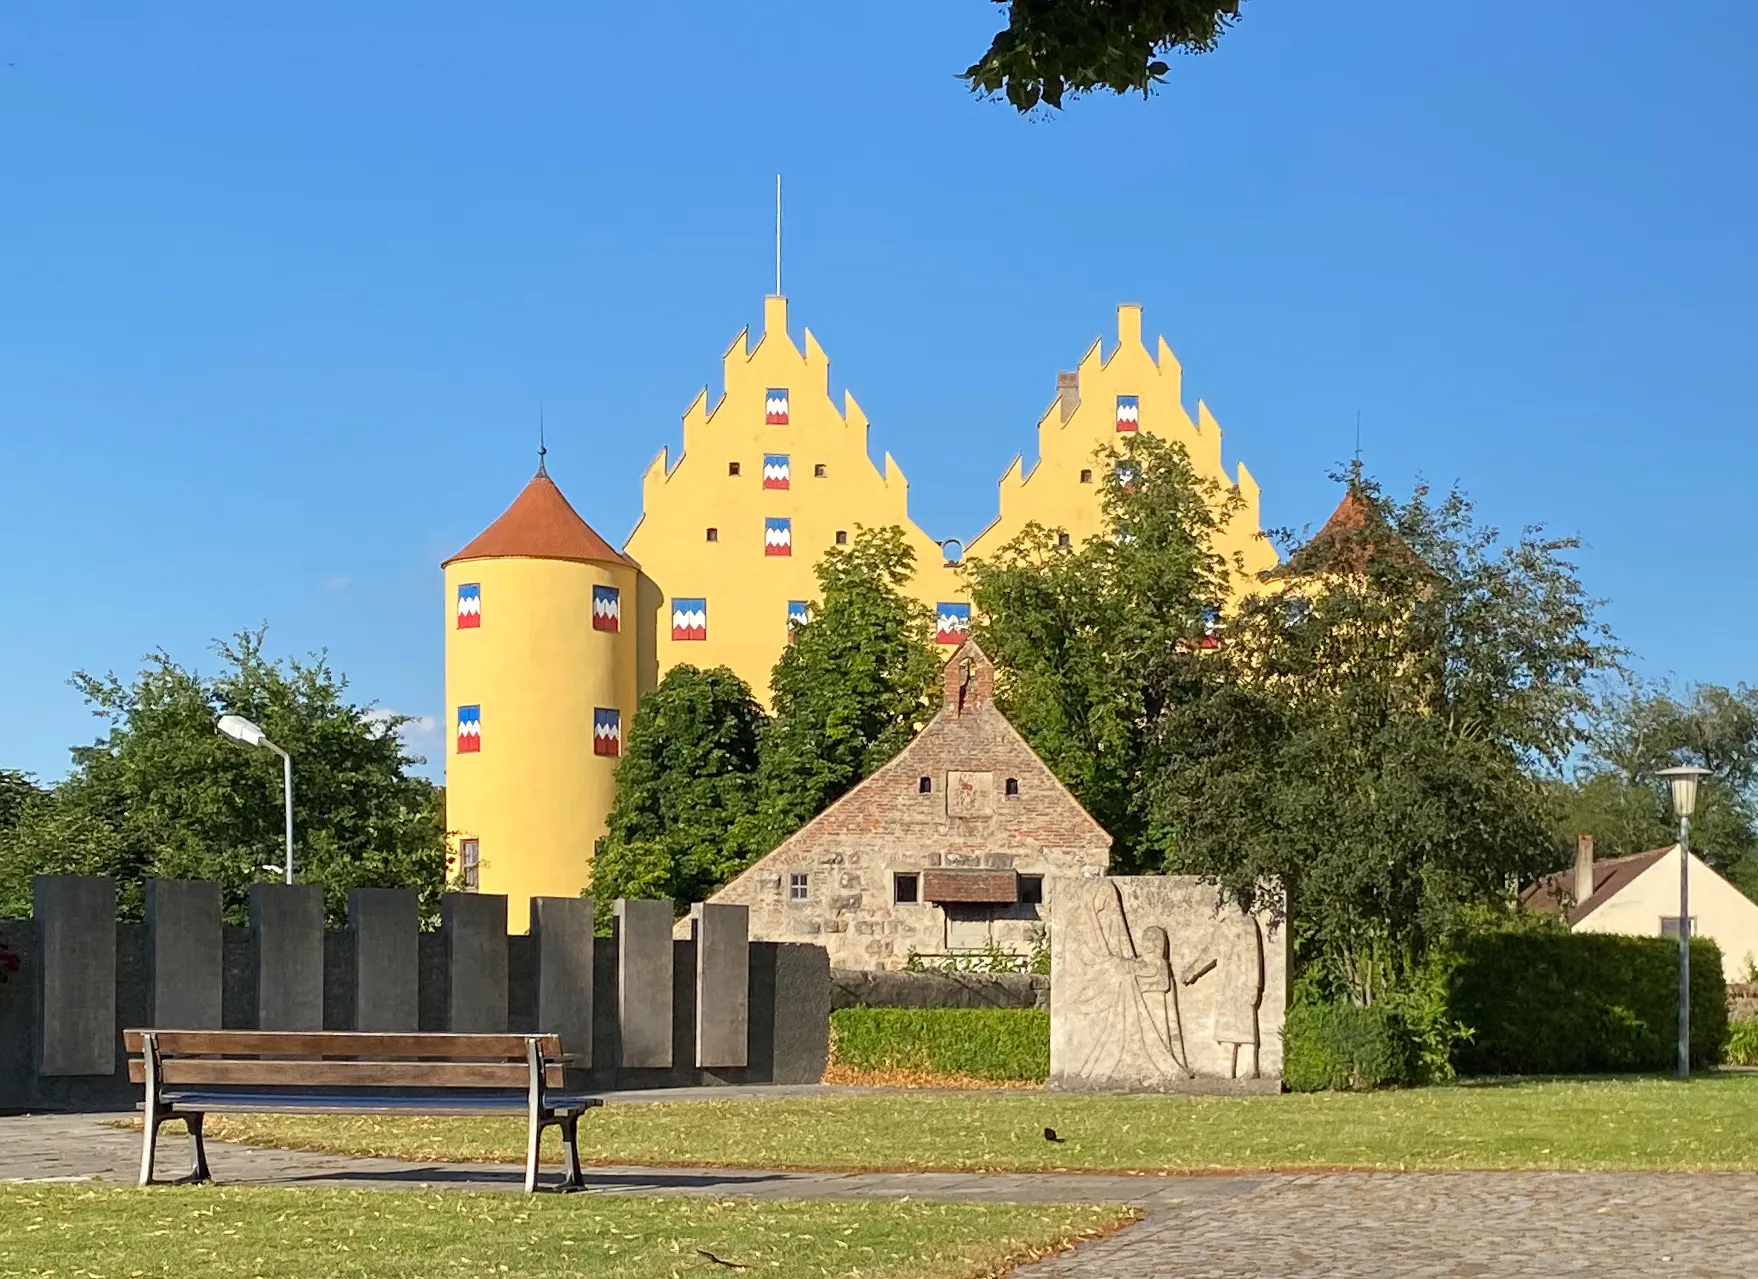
[
  {"x1": 706, "y1": 527, "x2": 719, "y2": 542},
  {"x1": 835, "y1": 530, "x2": 848, "y2": 545},
  {"x1": 894, "y1": 873, "x2": 919, "y2": 904},
  {"x1": 1004, "y1": 777, "x2": 1019, "y2": 797},
  {"x1": 789, "y1": 871, "x2": 810, "y2": 902},
  {"x1": 1079, "y1": 469, "x2": 1093, "y2": 484},
  {"x1": 814, "y1": 464, "x2": 827, "y2": 478},
  {"x1": 728, "y1": 462, "x2": 741, "y2": 476},
  {"x1": 918, "y1": 775, "x2": 933, "y2": 794},
  {"x1": 1057, "y1": 531, "x2": 1071, "y2": 548},
  {"x1": 460, "y1": 839, "x2": 480, "y2": 892},
  {"x1": 1019, "y1": 874, "x2": 1044, "y2": 906}
]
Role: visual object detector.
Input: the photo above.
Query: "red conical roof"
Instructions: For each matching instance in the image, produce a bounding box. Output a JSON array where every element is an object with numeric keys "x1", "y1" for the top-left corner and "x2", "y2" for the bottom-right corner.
[{"x1": 444, "y1": 468, "x2": 632, "y2": 568}]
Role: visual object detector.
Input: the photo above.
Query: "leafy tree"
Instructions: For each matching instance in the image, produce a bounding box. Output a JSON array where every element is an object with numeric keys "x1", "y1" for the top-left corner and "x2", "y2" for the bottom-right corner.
[
  {"x1": 1561, "y1": 679, "x2": 1758, "y2": 895},
  {"x1": 966, "y1": 0, "x2": 1246, "y2": 111},
  {"x1": 1155, "y1": 471, "x2": 1615, "y2": 1003},
  {"x1": 590, "y1": 664, "x2": 767, "y2": 921},
  {"x1": 965, "y1": 432, "x2": 1234, "y2": 866},
  {"x1": 0, "y1": 771, "x2": 47, "y2": 836},
  {"x1": 0, "y1": 629, "x2": 446, "y2": 925},
  {"x1": 756, "y1": 526, "x2": 942, "y2": 849}
]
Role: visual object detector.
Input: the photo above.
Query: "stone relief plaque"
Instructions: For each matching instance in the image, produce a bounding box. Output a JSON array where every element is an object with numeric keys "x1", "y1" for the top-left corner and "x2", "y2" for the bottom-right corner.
[
  {"x1": 1049, "y1": 876, "x2": 1285, "y2": 1093},
  {"x1": 945, "y1": 770, "x2": 995, "y2": 818}
]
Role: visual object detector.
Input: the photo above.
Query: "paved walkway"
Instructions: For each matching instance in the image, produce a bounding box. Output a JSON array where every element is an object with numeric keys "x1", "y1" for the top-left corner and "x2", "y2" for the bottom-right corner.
[{"x1": 5, "y1": 1112, "x2": 1757, "y2": 1277}]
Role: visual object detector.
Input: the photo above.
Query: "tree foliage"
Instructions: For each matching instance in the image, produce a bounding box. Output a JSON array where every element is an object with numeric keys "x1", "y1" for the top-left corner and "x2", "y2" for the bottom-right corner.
[
  {"x1": 0, "y1": 629, "x2": 446, "y2": 925},
  {"x1": 1561, "y1": 678, "x2": 1758, "y2": 895},
  {"x1": 965, "y1": 0, "x2": 1246, "y2": 111},
  {"x1": 1157, "y1": 472, "x2": 1615, "y2": 1002},
  {"x1": 590, "y1": 664, "x2": 768, "y2": 919},
  {"x1": 964, "y1": 433, "x2": 1233, "y2": 865},
  {"x1": 756, "y1": 526, "x2": 942, "y2": 848}
]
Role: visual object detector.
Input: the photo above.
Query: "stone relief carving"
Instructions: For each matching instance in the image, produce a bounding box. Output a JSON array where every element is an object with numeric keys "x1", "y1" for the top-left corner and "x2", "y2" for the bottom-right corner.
[
  {"x1": 1051, "y1": 876, "x2": 1284, "y2": 1092},
  {"x1": 945, "y1": 770, "x2": 995, "y2": 818}
]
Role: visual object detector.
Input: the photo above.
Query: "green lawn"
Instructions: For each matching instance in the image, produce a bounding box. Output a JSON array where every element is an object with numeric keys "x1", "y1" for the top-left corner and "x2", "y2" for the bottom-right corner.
[
  {"x1": 0, "y1": 1186, "x2": 1127, "y2": 1279},
  {"x1": 189, "y1": 1074, "x2": 1758, "y2": 1173}
]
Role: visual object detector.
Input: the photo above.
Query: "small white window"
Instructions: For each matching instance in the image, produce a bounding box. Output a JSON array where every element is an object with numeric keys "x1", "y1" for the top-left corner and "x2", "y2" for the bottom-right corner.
[
  {"x1": 460, "y1": 839, "x2": 480, "y2": 892},
  {"x1": 789, "y1": 872, "x2": 810, "y2": 902}
]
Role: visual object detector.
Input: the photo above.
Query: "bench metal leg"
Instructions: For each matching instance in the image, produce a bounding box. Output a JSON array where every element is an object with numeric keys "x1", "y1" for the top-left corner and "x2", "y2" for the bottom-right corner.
[
  {"x1": 138, "y1": 1112, "x2": 162, "y2": 1188},
  {"x1": 559, "y1": 1113, "x2": 583, "y2": 1190},
  {"x1": 177, "y1": 1113, "x2": 212, "y2": 1185},
  {"x1": 524, "y1": 1107, "x2": 543, "y2": 1194}
]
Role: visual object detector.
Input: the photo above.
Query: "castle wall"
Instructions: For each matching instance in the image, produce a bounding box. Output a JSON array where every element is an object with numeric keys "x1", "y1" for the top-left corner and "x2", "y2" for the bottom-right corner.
[{"x1": 445, "y1": 554, "x2": 637, "y2": 915}]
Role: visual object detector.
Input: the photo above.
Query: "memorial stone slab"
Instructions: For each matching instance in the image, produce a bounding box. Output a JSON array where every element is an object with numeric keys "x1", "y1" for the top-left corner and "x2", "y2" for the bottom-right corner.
[
  {"x1": 1050, "y1": 875, "x2": 1286, "y2": 1093},
  {"x1": 614, "y1": 898, "x2": 673, "y2": 1068},
  {"x1": 348, "y1": 888, "x2": 419, "y2": 1031},
  {"x1": 145, "y1": 879, "x2": 222, "y2": 1029},
  {"x1": 34, "y1": 875, "x2": 116, "y2": 1076},
  {"x1": 531, "y1": 896, "x2": 593, "y2": 1066},
  {"x1": 692, "y1": 903, "x2": 750, "y2": 1068},
  {"x1": 442, "y1": 892, "x2": 508, "y2": 1033},
  {"x1": 250, "y1": 883, "x2": 325, "y2": 1031}
]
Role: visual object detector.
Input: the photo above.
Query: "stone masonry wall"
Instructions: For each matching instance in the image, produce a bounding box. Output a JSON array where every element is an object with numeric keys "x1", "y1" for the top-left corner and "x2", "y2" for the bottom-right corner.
[{"x1": 707, "y1": 645, "x2": 1112, "y2": 970}]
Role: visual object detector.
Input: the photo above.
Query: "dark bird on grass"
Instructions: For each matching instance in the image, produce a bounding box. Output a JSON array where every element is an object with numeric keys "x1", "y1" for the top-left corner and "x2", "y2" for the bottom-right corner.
[{"x1": 1043, "y1": 1127, "x2": 1064, "y2": 1143}]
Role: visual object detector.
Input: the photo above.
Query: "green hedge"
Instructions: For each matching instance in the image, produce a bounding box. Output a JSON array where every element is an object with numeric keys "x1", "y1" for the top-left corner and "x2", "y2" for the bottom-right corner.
[
  {"x1": 829, "y1": 1008, "x2": 1049, "y2": 1082},
  {"x1": 1727, "y1": 1018, "x2": 1758, "y2": 1067},
  {"x1": 1283, "y1": 1000, "x2": 1420, "y2": 1092},
  {"x1": 1449, "y1": 932, "x2": 1726, "y2": 1076}
]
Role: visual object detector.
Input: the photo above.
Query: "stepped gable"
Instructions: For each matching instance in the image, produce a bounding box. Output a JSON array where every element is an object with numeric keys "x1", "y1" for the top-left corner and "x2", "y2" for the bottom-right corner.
[{"x1": 445, "y1": 466, "x2": 633, "y2": 568}]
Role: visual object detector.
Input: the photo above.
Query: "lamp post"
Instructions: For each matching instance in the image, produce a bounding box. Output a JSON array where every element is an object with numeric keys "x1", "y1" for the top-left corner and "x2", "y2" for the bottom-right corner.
[
  {"x1": 217, "y1": 714, "x2": 295, "y2": 885},
  {"x1": 1657, "y1": 764, "x2": 1712, "y2": 1080}
]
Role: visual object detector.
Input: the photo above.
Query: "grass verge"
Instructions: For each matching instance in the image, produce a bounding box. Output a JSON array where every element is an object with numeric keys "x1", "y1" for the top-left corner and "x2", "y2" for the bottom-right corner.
[
  {"x1": 181, "y1": 1075, "x2": 1758, "y2": 1173},
  {"x1": 0, "y1": 1185, "x2": 1129, "y2": 1279},
  {"x1": 184, "y1": 1073, "x2": 1758, "y2": 1173}
]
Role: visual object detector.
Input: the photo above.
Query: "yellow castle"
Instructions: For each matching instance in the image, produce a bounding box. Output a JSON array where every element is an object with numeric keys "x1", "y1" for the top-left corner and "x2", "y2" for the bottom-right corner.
[{"x1": 444, "y1": 295, "x2": 1275, "y2": 918}]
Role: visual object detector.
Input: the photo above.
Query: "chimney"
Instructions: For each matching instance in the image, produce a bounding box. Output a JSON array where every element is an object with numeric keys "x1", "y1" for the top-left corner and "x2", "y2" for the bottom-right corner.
[
  {"x1": 942, "y1": 643, "x2": 995, "y2": 715},
  {"x1": 1574, "y1": 834, "x2": 1595, "y2": 910},
  {"x1": 1056, "y1": 371, "x2": 1079, "y2": 422}
]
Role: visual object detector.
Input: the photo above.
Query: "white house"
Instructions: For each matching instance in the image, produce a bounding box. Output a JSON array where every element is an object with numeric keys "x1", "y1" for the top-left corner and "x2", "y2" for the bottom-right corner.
[{"x1": 1524, "y1": 835, "x2": 1758, "y2": 982}]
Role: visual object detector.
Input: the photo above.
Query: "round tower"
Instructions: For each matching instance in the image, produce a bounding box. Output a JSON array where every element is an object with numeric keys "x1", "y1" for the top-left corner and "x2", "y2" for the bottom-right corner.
[{"x1": 443, "y1": 462, "x2": 638, "y2": 924}]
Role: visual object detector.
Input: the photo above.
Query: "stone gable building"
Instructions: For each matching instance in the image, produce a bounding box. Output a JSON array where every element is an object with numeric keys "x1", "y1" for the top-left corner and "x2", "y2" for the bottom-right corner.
[{"x1": 701, "y1": 640, "x2": 1112, "y2": 970}]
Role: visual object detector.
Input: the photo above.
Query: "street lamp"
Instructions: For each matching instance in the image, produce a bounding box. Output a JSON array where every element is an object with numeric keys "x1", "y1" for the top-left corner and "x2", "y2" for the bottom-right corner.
[
  {"x1": 217, "y1": 715, "x2": 295, "y2": 885},
  {"x1": 1657, "y1": 764, "x2": 1712, "y2": 1080}
]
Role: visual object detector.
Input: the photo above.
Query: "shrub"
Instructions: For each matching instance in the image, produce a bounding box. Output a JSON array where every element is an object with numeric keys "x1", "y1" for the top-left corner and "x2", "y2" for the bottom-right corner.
[
  {"x1": 1283, "y1": 1000, "x2": 1419, "y2": 1092},
  {"x1": 829, "y1": 1008, "x2": 1049, "y2": 1082},
  {"x1": 1726, "y1": 1018, "x2": 1758, "y2": 1067},
  {"x1": 1449, "y1": 932, "x2": 1726, "y2": 1076}
]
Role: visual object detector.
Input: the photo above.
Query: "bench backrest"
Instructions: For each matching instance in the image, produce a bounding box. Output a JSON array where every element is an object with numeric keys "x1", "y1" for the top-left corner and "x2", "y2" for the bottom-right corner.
[{"x1": 123, "y1": 1030, "x2": 565, "y2": 1090}]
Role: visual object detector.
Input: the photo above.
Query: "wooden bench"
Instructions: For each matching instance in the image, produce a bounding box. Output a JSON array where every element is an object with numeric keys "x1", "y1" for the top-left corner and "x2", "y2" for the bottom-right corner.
[{"x1": 125, "y1": 1030, "x2": 600, "y2": 1193}]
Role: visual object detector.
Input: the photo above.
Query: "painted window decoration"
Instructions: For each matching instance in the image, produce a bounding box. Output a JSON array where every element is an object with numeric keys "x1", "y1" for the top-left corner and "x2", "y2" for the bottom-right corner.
[
  {"x1": 762, "y1": 454, "x2": 790, "y2": 490},
  {"x1": 591, "y1": 584, "x2": 620, "y2": 633},
  {"x1": 456, "y1": 583, "x2": 481, "y2": 629},
  {"x1": 593, "y1": 707, "x2": 622, "y2": 757},
  {"x1": 456, "y1": 705, "x2": 481, "y2": 753},
  {"x1": 764, "y1": 517, "x2": 792, "y2": 556},
  {"x1": 671, "y1": 597, "x2": 707, "y2": 641},
  {"x1": 1115, "y1": 394, "x2": 1140, "y2": 433},
  {"x1": 1199, "y1": 605, "x2": 1222, "y2": 650},
  {"x1": 765, "y1": 387, "x2": 790, "y2": 425},
  {"x1": 935, "y1": 602, "x2": 972, "y2": 645},
  {"x1": 787, "y1": 600, "x2": 810, "y2": 630}
]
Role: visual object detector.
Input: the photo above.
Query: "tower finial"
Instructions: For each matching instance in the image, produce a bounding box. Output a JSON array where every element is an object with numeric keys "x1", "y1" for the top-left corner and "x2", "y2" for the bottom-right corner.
[
  {"x1": 537, "y1": 401, "x2": 548, "y2": 476},
  {"x1": 774, "y1": 173, "x2": 782, "y2": 297}
]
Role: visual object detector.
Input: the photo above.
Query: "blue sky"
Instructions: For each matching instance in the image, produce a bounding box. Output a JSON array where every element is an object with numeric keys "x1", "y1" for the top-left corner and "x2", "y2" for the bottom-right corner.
[{"x1": 3, "y1": 2, "x2": 1754, "y2": 783}]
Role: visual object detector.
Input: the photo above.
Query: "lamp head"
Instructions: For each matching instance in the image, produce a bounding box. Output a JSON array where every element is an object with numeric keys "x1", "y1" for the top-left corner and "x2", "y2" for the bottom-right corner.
[
  {"x1": 217, "y1": 714, "x2": 268, "y2": 749},
  {"x1": 1656, "y1": 765, "x2": 1713, "y2": 819}
]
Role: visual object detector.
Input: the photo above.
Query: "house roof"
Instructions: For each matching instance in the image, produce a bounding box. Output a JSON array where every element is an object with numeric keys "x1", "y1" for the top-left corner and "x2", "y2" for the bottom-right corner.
[
  {"x1": 1260, "y1": 483, "x2": 1423, "y2": 582},
  {"x1": 1521, "y1": 846, "x2": 1671, "y2": 926},
  {"x1": 443, "y1": 467, "x2": 633, "y2": 568}
]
